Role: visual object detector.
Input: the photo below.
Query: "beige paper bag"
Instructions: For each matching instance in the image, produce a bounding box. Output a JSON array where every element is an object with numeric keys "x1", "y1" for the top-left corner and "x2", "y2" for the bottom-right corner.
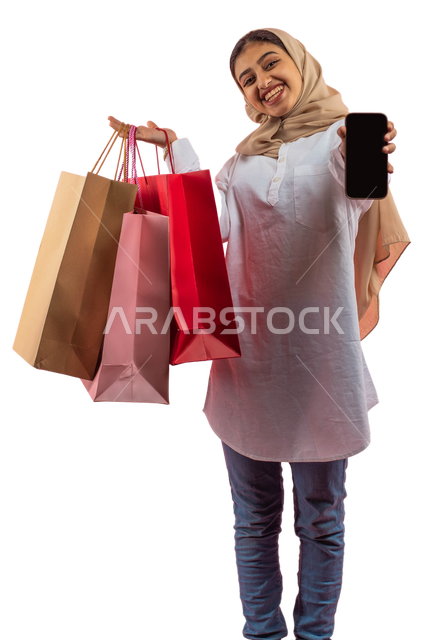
[{"x1": 13, "y1": 126, "x2": 138, "y2": 380}]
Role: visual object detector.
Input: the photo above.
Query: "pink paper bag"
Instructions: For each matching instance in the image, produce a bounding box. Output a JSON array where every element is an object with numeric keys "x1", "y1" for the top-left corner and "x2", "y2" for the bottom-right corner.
[{"x1": 81, "y1": 207, "x2": 171, "y2": 403}]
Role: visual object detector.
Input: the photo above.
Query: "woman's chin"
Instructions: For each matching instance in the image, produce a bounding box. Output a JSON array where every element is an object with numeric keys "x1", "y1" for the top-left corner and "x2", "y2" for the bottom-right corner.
[
  {"x1": 264, "y1": 104, "x2": 293, "y2": 118},
  {"x1": 262, "y1": 97, "x2": 295, "y2": 118}
]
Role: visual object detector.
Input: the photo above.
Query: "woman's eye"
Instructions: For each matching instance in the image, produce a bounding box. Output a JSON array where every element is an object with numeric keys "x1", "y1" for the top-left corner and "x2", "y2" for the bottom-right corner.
[
  {"x1": 243, "y1": 60, "x2": 280, "y2": 87},
  {"x1": 267, "y1": 60, "x2": 280, "y2": 68}
]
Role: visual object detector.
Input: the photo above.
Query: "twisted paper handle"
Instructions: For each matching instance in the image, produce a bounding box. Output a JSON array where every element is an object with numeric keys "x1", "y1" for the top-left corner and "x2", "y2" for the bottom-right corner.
[{"x1": 92, "y1": 122, "x2": 127, "y2": 175}]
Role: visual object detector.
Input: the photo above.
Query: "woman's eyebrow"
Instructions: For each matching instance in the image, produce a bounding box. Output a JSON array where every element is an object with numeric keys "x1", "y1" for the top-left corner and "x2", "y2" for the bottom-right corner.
[{"x1": 238, "y1": 51, "x2": 278, "y2": 82}]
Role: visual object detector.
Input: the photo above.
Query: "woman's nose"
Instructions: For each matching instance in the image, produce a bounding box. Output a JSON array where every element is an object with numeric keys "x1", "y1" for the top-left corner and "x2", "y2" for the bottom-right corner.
[{"x1": 258, "y1": 73, "x2": 272, "y2": 92}]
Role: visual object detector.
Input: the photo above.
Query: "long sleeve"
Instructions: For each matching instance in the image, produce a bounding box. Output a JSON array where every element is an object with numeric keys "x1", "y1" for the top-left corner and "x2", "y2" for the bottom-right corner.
[
  {"x1": 214, "y1": 154, "x2": 238, "y2": 243},
  {"x1": 164, "y1": 139, "x2": 238, "y2": 244},
  {"x1": 163, "y1": 138, "x2": 201, "y2": 174}
]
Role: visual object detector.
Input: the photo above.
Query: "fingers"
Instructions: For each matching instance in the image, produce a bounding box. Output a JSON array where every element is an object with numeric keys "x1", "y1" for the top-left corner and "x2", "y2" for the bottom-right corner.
[
  {"x1": 384, "y1": 121, "x2": 397, "y2": 143},
  {"x1": 108, "y1": 116, "x2": 123, "y2": 130},
  {"x1": 338, "y1": 120, "x2": 396, "y2": 166},
  {"x1": 386, "y1": 125, "x2": 395, "y2": 172},
  {"x1": 147, "y1": 120, "x2": 159, "y2": 128},
  {"x1": 383, "y1": 120, "x2": 397, "y2": 154},
  {"x1": 383, "y1": 142, "x2": 396, "y2": 154},
  {"x1": 108, "y1": 116, "x2": 126, "y2": 136},
  {"x1": 387, "y1": 162, "x2": 394, "y2": 173}
]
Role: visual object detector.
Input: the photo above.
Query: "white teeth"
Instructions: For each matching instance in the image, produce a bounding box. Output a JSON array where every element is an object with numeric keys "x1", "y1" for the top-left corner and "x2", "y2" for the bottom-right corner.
[{"x1": 265, "y1": 85, "x2": 284, "y2": 101}]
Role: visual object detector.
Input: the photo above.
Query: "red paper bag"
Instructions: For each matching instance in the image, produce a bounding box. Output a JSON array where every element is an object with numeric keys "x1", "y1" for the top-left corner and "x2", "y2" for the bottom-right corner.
[{"x1": 134, "y1": 133, "x2": 241, "y2": 366}]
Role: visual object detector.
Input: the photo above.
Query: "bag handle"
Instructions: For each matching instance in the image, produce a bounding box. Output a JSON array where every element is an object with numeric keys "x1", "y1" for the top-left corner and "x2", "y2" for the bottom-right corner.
[
  {"x1": 135, "y1": 139, "x2": 162, "y2": 174},
  {"x1": 115, "y1": 123, "x2": 150, "y2": 213},
  {"x1": 91, "y1": 122, "x2": 128, "y2": 176},
  {"x1": 115, "y1": 125, "x2": 162, "y2": 178},
  {"x1": 91, "y1": 123, "x2": 175, "y2": 178},
  {"x1": 135, "y1": 139, "x2": 149, "y2": 184},
  {"x1": 155, "y1": 127, "x2": 176, "y2": 174},
  {"x1": 113, "y1": 128, "x2": 126, "y2": 179},
  {"x1": 104, "y1": 123, "x2": 175, "y2": 194},
  {"x1": 122, "y1": 126, "x2": 128, "y2": 182},
  {"x1": 116, "y1": 124, "x2": 130, "y2": 182},
  {"x1": 129, "y1": 126, "x2": 143, "y2": 208},
  {"x1": 117, "y1": 124, "x2": 131, "y2": 182},
  {"x1": 89, "y1": 127, "x2": 115, "y2": 173},
  {"x1": 91, "y1": 122, "x2": 132, "y2": 180},
  {"x1": 134, "y1": 128, "x2": 175, "y2": 176}
]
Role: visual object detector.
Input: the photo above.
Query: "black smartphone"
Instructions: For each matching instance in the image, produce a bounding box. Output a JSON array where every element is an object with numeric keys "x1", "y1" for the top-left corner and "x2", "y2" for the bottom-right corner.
[{"x1": 345, "y1": 112, "x2": 388, "y2": 200}]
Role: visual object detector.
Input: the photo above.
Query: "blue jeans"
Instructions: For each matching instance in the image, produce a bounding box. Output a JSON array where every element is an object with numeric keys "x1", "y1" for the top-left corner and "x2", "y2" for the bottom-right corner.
[{"x1": 221, "y1": 441, "x2": 349, "y2": 640}]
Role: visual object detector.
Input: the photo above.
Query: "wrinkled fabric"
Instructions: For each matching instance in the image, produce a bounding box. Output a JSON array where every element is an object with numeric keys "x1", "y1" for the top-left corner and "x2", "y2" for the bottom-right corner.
[
  {"x1": 165, "y1": 125, "x2": 391, "y2": 462},
  {"x1": 231, "y1": 28, "x2": 411, "y2": 342}
]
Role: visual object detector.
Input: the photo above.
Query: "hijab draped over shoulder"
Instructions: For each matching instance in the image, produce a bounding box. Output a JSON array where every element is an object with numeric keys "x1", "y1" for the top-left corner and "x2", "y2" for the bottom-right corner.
[{"x1": 232, "y1": 27, "x2": 411, "y2": 340}]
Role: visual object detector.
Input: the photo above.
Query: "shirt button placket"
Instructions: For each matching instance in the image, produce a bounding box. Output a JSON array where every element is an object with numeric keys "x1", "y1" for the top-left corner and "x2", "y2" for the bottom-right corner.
[{"x1": 267, "y1": 143, "x2": 290, "y2": 206}]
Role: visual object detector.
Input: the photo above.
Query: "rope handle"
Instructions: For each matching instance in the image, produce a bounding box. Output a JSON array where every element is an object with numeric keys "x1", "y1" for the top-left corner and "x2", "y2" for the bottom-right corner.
[
  {"x1": 122, "y1": 124, "x2": 130, "y2": 182},
  {"x1": 92, "y1": 122, "x2": 128, "y2": 176},
  {"x1": 91, "y1": 122, "x2": 175, "y2": 179},
  {"x1": 101, "y1": 123, "x2": 174, "y2": 189},
  {"x1": 90, "y1": 127, "x2": 115, "y2": 173},
  {"x1": 114, "y1": 126, "x2": 127, "y2": 180},
  {"x1": 155, "y1": 127, "x2": 176, "y2": 174},
  {"x1": 129, "y1": 126, "x2": 143, "y2": 208},
  {"x1": 114, "y1": 125, "x2": 168, "y2": 179},
  {"x1": 90, "y1": 123, "x2": 140, "y2": 184},
  {"x1": 116, "y1": 124, "x2": 132, "y2": 182}
]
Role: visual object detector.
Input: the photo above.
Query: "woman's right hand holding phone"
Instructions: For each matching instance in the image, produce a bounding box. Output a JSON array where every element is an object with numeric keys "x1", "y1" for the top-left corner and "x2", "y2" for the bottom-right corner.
[{"x1": 108, "y1": 116, "x2": 178, "y2": 149}]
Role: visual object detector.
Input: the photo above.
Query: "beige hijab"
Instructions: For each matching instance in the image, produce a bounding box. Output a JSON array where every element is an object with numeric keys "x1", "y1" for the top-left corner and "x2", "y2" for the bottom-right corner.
[{"x1": 233, "y1": 27, "x2": 411, "y2": 340}]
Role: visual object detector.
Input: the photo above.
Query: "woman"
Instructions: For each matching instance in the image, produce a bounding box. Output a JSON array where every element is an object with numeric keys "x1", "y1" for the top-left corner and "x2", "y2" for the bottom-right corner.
[{"x1": 109, "y1": 27, "x2": 409, "y2": 640}]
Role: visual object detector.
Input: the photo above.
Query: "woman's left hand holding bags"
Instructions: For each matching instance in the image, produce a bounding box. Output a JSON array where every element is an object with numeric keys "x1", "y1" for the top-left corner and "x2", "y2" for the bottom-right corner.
[{"x1": 108, "y1": 115, "x2": 178, "y2": 148}]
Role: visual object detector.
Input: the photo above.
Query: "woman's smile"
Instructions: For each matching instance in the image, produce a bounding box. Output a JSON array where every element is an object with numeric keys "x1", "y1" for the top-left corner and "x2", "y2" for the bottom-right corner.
[{"x1": 263, "y1": 84, "x2": 285, "y2": 105}]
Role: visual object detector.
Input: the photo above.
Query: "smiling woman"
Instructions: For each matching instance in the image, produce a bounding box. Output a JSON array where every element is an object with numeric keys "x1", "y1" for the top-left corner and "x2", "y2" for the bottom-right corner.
[
  {"x1": 235, "y1": 42, "x2": 302, "y2": 118},
  {"x1": 107, "y1": 25, "x2": 410, "y2": 640},
  {"x1": 231, "y1": 34, "x2": 303, "y2": 116}
]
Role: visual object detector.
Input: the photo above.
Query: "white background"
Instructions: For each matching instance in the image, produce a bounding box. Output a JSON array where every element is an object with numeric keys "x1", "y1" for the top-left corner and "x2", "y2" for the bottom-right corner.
[{"x1": 1, "y1": 1, "x2": 446, "y2": 639}]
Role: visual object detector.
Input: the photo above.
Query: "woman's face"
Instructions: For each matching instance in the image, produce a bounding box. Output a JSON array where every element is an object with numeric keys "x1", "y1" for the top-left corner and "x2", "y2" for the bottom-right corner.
[{"x1": 234, "y1": 41, "x2": 303, "y2": 117}]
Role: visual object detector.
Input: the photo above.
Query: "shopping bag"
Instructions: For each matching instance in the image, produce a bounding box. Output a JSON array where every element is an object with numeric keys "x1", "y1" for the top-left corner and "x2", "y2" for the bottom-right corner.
[
  {"x1": 13, "y1": 124, "x2": 138, "y2": 380},
  {"x1": 82, "y1": 209, "x2": 171, "y2": 402},
  {"x1": 82, "y1": 126, "x2": 171, "y2": 403},
  {"x1": 134, "y1": 130, "x2": 242, "y2": 366}
]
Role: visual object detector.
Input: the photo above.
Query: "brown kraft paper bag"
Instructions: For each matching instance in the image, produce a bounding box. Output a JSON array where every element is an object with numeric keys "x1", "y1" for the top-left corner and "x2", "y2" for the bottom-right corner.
[{"x1": 13, "y1": 125, "x2": 138, "y2": 380}]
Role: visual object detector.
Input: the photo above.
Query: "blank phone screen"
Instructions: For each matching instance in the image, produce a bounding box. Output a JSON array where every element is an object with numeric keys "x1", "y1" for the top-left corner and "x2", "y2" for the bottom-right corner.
[{"x1": 345, "y1": 112, "x2": 388, "y2": 200}]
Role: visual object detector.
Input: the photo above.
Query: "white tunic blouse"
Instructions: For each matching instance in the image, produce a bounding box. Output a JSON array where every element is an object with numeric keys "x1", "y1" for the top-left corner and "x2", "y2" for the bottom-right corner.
[{"x1": 165, "y1": 118, "x2": 392, "y2": 462}]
